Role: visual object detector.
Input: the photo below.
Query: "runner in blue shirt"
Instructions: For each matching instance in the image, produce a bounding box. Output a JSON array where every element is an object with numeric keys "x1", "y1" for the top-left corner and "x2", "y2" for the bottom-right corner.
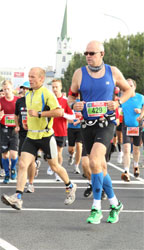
[
  {"x1": 121, "y1": 78, "x2": 144, "y2": 181},
  {"x1": 68, "y1": 40, "x2": 132, "y2": 224}
]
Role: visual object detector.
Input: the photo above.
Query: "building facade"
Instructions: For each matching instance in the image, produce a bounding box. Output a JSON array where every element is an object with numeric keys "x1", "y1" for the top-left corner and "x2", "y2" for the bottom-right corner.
[
  {"x1": 0, "y1": 67, "x2": 54, "y2": 91},
  {"x1": 54, "y1": 2, "x2": 72, "y2": 79}
]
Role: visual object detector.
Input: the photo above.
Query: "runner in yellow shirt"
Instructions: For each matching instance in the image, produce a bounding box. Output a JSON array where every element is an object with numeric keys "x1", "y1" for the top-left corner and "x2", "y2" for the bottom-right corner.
[{"x1": 1, "y1": 67, "x2": 77, "y2": 210}]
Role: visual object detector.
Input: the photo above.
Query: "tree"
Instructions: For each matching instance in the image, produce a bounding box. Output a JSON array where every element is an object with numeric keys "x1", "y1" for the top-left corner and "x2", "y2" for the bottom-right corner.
[
  {"x1": 62, "y1": 53, "x2": 86, "y2": 94},
  {"x1": 104, "y1": 33, "x2": 144, "y2": 94}
]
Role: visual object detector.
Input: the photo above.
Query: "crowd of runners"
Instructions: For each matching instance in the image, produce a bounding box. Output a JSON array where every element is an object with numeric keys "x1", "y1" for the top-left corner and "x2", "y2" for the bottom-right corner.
[{"x1": 0, "y1": 40, "x2": 144, "y2": 225}]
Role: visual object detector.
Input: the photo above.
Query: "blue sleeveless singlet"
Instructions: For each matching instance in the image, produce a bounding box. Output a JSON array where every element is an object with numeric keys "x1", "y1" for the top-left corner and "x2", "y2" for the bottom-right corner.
[{"x1": 79, "y1": 64, "x2": 115, "y2": 120}]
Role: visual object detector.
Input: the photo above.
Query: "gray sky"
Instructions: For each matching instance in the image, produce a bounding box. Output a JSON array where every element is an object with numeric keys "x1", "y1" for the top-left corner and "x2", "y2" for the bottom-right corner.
[{"x1": 0, "y1": 0, "x2": 143, "y2": 69}]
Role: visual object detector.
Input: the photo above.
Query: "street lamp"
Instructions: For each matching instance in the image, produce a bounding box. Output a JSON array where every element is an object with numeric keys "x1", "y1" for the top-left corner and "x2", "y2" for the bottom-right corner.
[
  {"x1": 103, "y1": 13, "x2": 130, "y2": 34},
  {"x1": 103, "y1": 13, "x2": 130, "y2": 57}
]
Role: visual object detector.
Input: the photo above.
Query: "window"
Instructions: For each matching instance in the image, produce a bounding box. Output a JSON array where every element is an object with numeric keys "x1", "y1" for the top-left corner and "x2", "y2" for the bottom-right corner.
[{"x1": 62, "y1": 56, "x2": 66, "y2": 62}]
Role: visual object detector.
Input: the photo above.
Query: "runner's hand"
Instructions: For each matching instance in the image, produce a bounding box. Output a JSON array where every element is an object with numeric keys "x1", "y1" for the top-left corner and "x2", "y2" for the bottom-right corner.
[
  {"x1": 0, "y1": 110, "x2": 4, "y2": 120},
  {"x1": 107, "y1": 100, "x2": 119, "y2": 110},
  {"x1": 136, "y1": 115, "x2": 143, "y2": 123},
  {"x1": 73, "y1": 101, "x2": 85, "y2": 111},
  {"x1": 15, "y1": 126, "x2": 20, "y2": 133},
  {"x1": 28, "y1": 110, "x2": 38, "y2": 117},
  {"x1": 134, "y1": 108, "x2": 141, "y2": 114},
  {"x1": 23, "y1": 122, "x2": 28, "y2": 130}
]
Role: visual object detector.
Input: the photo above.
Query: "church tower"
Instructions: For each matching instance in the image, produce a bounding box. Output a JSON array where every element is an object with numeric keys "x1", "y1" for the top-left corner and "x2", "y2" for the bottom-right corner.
[{"x1": 54, "y1": 2, "x2": 72, "y2": 78}]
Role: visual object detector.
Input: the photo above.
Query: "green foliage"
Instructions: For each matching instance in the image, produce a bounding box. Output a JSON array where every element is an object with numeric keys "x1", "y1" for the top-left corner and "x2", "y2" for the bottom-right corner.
[
  {"x1": 62, "y1": 53, "x2": 86, "y2": 93},
  {"x1": 62, "y1": 32, "x2": 144, "y2": 95},
  {"x1": 104, "y1": 32, "x2": 144, "y2": 94}
]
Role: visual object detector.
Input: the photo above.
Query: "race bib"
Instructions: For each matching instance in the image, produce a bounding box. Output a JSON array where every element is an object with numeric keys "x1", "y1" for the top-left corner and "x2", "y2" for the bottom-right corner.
[
  {"x1": 4, "y1": 114, "x2": 15, "y2": 127},
  {"x1": 126, "y1": 127, "x2": 139, "y2": 136},
  {"x1": 22, "y1": 115, "x2": 27, "y2": 122},
  {"x1": 75, "y1": 112, "x2": 83, "y2": 120},
  {"x1": 86, "y1": 101, "x2": 107, "y2": 117}
]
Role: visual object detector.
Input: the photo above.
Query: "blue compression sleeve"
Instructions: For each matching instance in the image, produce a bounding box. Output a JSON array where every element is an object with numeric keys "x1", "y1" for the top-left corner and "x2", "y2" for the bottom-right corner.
[
  {"x1": 91, "y1": 172, "x2": 103, "y2": 200},
  {"x1": 103, "y1": 173, "x2": 115, "y2": 199}
]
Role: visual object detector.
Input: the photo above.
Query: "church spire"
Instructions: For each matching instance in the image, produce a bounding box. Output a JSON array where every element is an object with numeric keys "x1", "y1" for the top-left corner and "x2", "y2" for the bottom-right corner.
[
  {"x1": 55, "y1": 1, "x2": 72, "y2": 79},
  {"x1": 60, "y1": 1, "x2": 67, "y2": 41}
]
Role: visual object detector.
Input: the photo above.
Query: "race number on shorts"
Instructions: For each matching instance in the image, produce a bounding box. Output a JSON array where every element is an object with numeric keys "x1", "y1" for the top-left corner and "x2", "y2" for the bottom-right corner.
[{"x1": 126, "y1": 127, "x2": 139, "y2": 136}]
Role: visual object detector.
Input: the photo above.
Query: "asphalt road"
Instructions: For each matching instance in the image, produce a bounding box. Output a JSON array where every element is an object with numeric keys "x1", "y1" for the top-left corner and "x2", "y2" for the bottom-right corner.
[{"x1": 0, "y1": 146, "x2": 144, "y2": 250}]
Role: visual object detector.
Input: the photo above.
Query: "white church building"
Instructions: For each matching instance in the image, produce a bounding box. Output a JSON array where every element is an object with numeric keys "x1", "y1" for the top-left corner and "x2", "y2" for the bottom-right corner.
[{"x1": 54, "y1": 2, "x2": 72, "y2": 79}]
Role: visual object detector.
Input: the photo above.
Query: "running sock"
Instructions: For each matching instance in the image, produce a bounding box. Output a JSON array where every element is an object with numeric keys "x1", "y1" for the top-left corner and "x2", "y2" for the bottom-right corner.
[
  {"x1": 103, "y1": 173, "x2": 115, "y2": 199},
  {"x1": 131, "y1": 143, "x2": 133, "y2": 153},
  {"x1": 92, "y1": 199, "x2": 101, "y2": 210},
  {"x1": 2, "y1": 158, "x2": 9, "y2": 176},
  {"x1": 91, "y1": 172, "x2": 103, "y2": 200},
  {"x1": 74, "y1": 164, "x2": 79, "y2": 168},
  {"x1": 109, "y1": 195, "x2": 119, "y2": 207},
  {"x1": 17, "y1": 193, "x2": 22, "y2": 199},
  {"x1": 11, "y1": 158, "x2": 18, "y2": 170},
  {"x1": 124, "y1": 167, "x2": 129, "y2": 173},
  {"x1": 117, "y1": 143, "x2": 121, "y2": 152},
  {"x1": 65, "y1": 181, "x2": 73, "y2": 189},
  {"x1": 69, "y1": 153, "x2": 74, "y2": 158},
  {"x1": 16, "y1": 190, "x2": 23, "y2": 199},
  {"x1": 134, "y1": 161, "x2": 139, "y2": 167}
]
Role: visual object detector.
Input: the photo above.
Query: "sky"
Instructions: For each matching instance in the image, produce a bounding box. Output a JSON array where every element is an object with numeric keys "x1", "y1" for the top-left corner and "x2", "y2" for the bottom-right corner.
[{"x1": 0, "y1": 0, "x2": 143, "y2": 70}]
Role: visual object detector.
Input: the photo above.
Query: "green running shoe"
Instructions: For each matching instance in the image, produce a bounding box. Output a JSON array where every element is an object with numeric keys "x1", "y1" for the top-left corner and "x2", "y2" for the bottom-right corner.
[
  {"x1": 107, "y1": 201, "x2": 123, "y2": 223},
  {"x1": 87, "y1": 207, "x2": 103, "y2": 224}
]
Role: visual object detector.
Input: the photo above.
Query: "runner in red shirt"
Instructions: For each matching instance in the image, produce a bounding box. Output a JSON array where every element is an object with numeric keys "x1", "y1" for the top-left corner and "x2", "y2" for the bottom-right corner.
[
  {"x1": 0, "y1": 80, "x2": 19, "y2": 183},
  {"x1": 0, "y1": 89, "x2": 5, "y2": 177},
  {"x1": 47, "y1": 79, "x2": 75, "y2": 180}
]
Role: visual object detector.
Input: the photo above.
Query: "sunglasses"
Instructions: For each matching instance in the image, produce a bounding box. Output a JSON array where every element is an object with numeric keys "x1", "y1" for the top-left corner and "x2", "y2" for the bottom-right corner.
[{"x1": 84, "y1": 51, "x2": 101, "y2": 56}]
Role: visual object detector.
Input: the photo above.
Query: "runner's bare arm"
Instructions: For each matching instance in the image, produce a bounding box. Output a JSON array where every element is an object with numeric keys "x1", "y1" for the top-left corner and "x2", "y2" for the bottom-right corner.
[
  {"x1": 111, "y1": 66, "x2": 133, "y2": 102},
  {"x1": 137, "y1": 105, "x2": 144, "y2": 123},
  {"x1": 0, "y1": 109, "x2": 4, "y2": 120},
  {"x1": 108, "y1": 66, "x2": 133, "y2": 111},
  {"x1": 28, "y1": 107, "x2": 64, "y2": 118},
  {"x1": 14, "y1": 115, "x2": 20, "y2": 132},
  {"x1": 68, "y1": 68, "x2": 85, "y2": 111}
]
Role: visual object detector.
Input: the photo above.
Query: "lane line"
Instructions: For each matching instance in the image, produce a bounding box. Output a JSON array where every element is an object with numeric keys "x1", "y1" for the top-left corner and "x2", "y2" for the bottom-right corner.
[
  {"x1": 0, "y1": 185, "x2": 144, "y2": 189},
  {"x1": 0, "y1": 208, "x2": 143, "y2": 213},
  {"x1": 108, "y1": 162, "x2": 144, "y2": 183},
  {"x1": 0, "y1": 238, "x2": 19, "y2": 250},
  {"x1": 0, "y1": 179, "x2": 144, "y2": 184}
]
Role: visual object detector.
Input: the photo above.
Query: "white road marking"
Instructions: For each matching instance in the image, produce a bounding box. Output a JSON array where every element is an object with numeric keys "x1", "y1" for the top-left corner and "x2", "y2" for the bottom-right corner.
[
  {"x1": 0, "y1": 179, "x2": 144, "y2": 184},
  {"x1": 0, "y1": 185, "x2": 144, "y2": 189},
  {"x1": 108, "y1": 162, "x2": 144, "y2": 183},
  {"x1": 0, "y1": 238, "x2": 19, "y2": 250},
  {"x1": 0, "y1": 208, "x2": 143, "y2": 213}
]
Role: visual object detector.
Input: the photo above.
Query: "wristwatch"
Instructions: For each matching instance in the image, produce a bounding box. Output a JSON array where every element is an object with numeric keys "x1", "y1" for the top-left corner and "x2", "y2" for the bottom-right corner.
[
  {"x1": 70, "y1": 102, "x2": 76, "y2": 110},
  {"x1": 117, "y1": 99, "x2": 122, "y2": 107},
  {"x1": 38, "y1": 111, "x2": 42, "y2": 118}
]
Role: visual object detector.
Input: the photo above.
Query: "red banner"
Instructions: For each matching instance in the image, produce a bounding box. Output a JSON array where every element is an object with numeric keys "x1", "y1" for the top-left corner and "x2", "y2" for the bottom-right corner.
[{"x1": 14, "y1": 72, "x2": 24, "y2": 78}]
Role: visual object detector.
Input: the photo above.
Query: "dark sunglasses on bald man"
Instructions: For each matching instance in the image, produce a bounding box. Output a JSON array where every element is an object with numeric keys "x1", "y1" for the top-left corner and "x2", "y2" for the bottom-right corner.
[{"x1": 84, "y1": 51, "x2": 101, "y2": 56}]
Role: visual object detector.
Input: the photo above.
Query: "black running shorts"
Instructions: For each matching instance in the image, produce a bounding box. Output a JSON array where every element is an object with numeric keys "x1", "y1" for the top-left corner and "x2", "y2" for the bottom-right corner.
[
  {"x1": 21, "y1": 135, "x2": 57, "y2": 159},
  {"x1": 122, "y1": 125, "x2": 143, "y2": 146},
  {"x1": 68, "y1": 128, "x2": 82, "y2": 147},
  {"x1": 81, "y1": 122, "x2": 115, "y2": 155},
  {"x1": 55, "y1": 136, "x2": 67, "y2": 148},
  {"x1": 1, "y1": 126, "x2": 19, "y2": 153}
]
